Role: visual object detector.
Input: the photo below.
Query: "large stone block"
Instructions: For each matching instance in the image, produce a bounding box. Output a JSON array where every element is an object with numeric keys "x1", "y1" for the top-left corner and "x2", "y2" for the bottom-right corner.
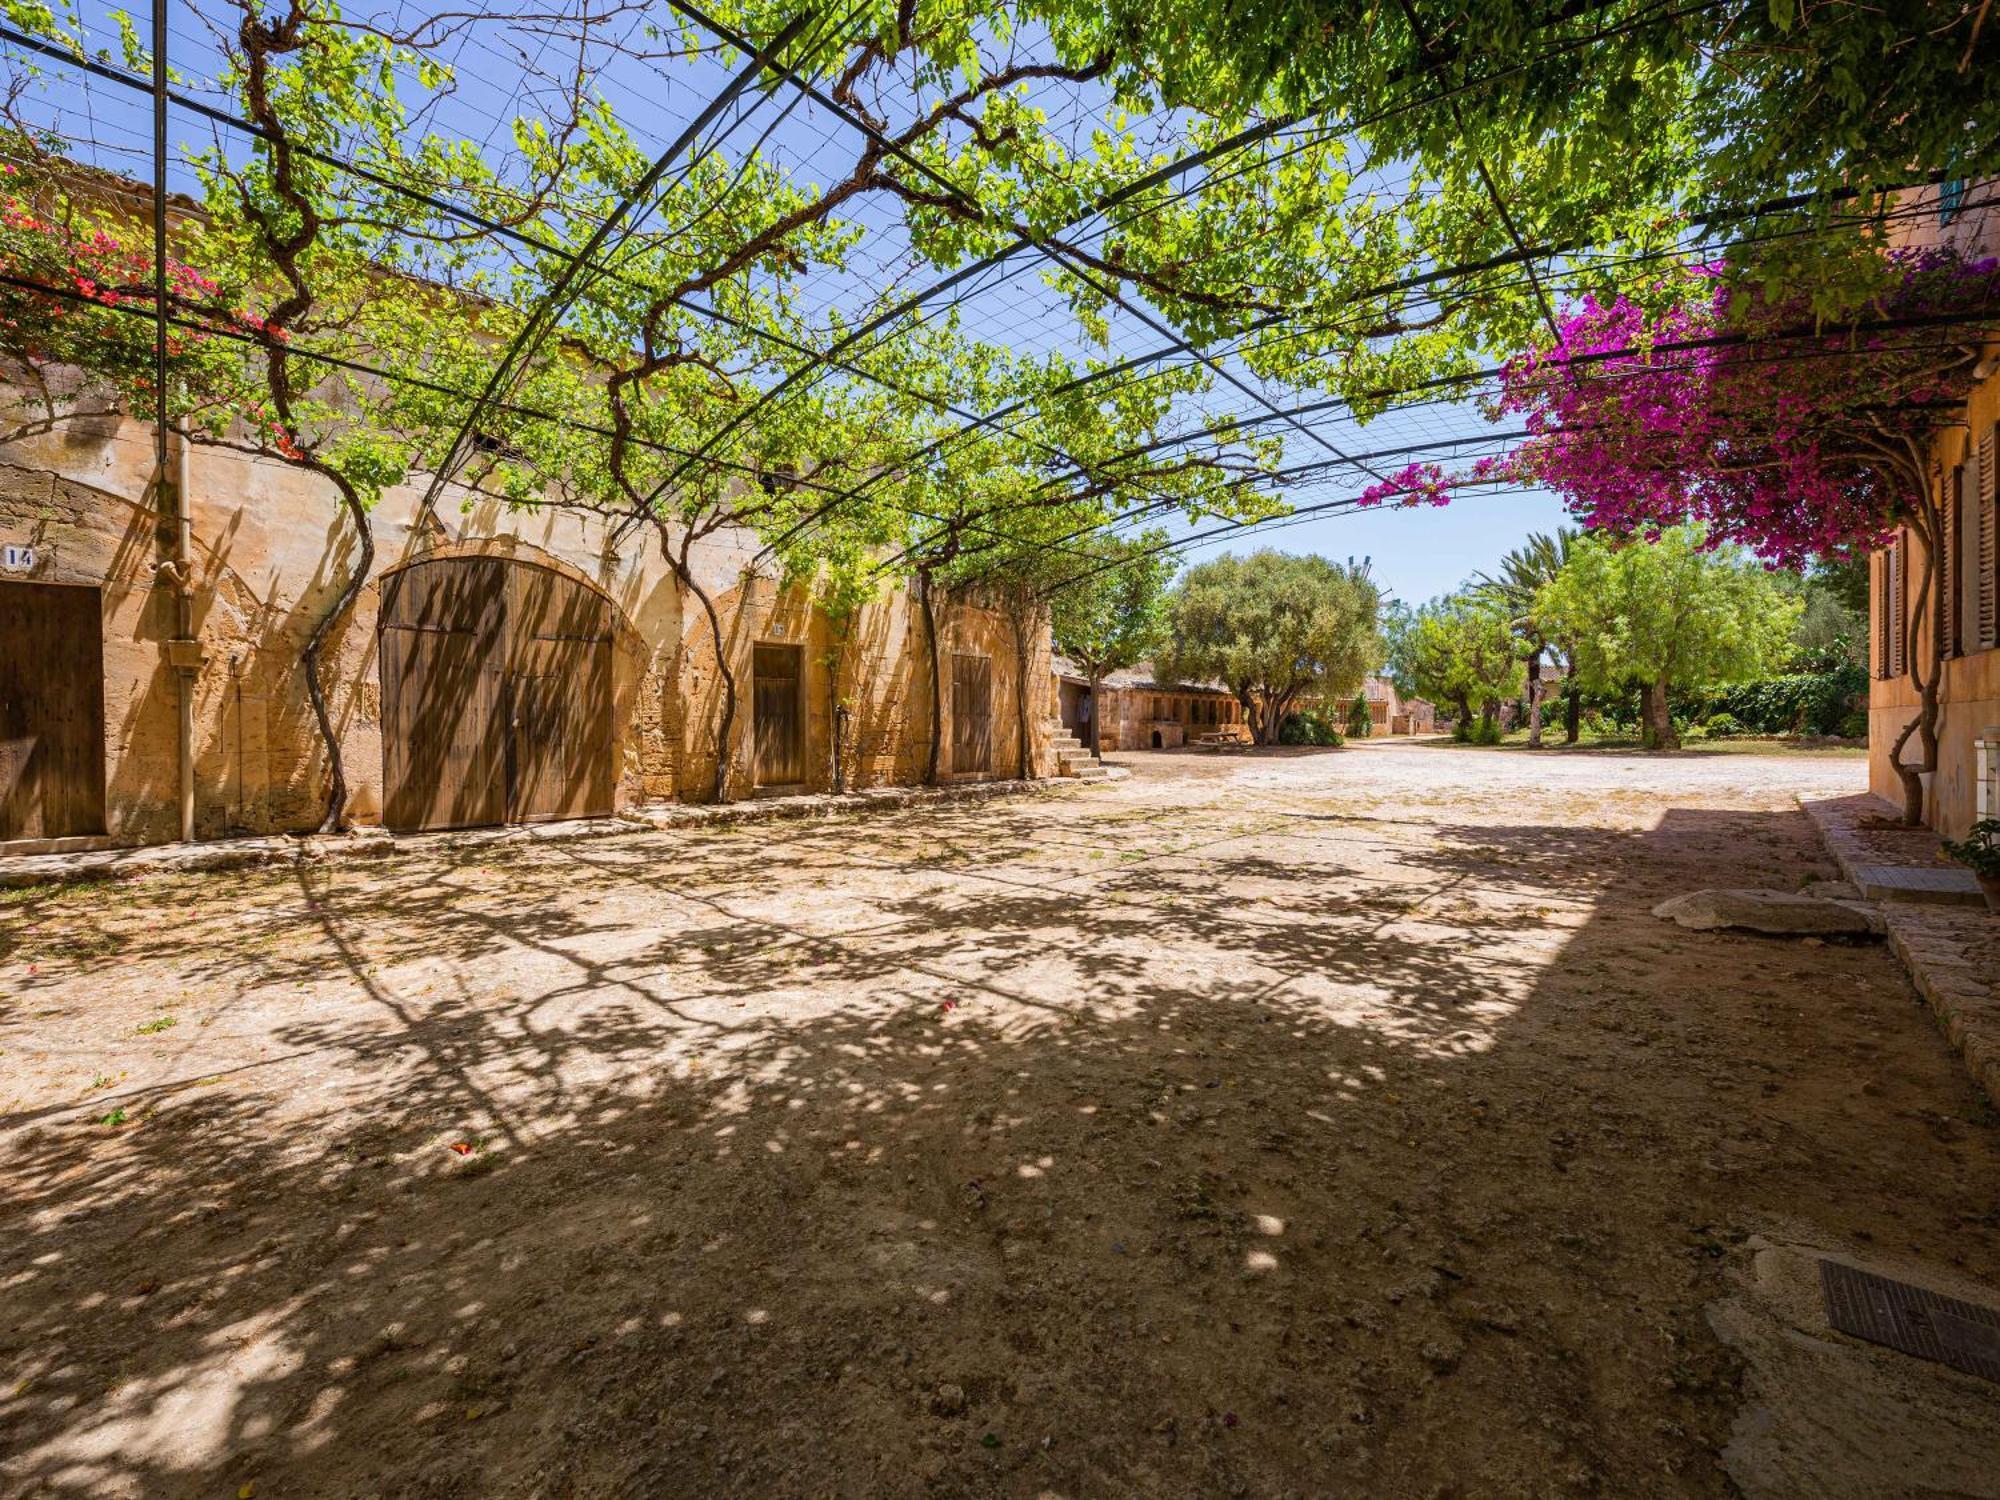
[{"x1": 1652, "y1": 888, "x2": 1887, "y2": 937}]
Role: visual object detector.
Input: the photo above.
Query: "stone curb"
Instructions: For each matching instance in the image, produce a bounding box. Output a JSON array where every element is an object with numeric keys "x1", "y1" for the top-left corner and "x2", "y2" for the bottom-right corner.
[
  {"x1": 1800, "y1": 793, "x2": 1999, "y2": 1109},
  {"x1": 0, "y1": 775, "x2": 1080, "y2": 890}
]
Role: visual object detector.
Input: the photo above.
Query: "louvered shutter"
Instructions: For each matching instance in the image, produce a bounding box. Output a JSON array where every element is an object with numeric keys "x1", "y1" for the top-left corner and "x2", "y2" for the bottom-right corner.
[
  {"x1": 1890, "y1": 538, "x2": 1906, "y2": 678},
  {"x1": 1875, "y1": 548, "x2": 1889, "y2": 679},
  {"x1": 1941, "y1": 468, "x2": 1958, "y2": 659},
  {"x1": 1963, "y1": 462, "x2": 1983, "y2": 654},
  {"x1": 1980, "y1": 425, "x2": 1998, "y2": 650}
]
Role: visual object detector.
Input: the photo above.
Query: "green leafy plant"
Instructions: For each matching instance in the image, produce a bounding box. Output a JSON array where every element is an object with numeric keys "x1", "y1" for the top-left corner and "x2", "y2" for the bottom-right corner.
[
  {"x1": 1278, "y1": 710, "x2": 1343, "y2": 746},
  {"x1": 1701, "y1": 712, "x2": 1745, "y2": 738},
  {"x1": 1538, "y1": 527, "x2": 1800, "y2": 750},
  {"x1": 1346, "y1": 692, "x2": 1372, "y2": 738},
  {"x1": 1942, "y1": 820, "x2": 2000, "y2": 880}
]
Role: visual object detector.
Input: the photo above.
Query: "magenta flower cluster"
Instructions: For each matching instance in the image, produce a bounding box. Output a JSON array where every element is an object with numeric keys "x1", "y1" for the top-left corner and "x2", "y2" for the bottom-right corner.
[{"x1": 1391, "y1": 249, "x2": 2000, "y2": 567}]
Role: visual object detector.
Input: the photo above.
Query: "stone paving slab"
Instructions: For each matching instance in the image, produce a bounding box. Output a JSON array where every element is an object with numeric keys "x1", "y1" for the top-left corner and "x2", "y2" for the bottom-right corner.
[
  {"x1": 1802, "y1": 794, "x2": 2000, "y2": 1108},
  {"x1": 0, "y1": 776, "x2": 1073, "y2": 890},
  {"x1": 1850, "y1": 863, "x2": 1985, "y2": 905}
]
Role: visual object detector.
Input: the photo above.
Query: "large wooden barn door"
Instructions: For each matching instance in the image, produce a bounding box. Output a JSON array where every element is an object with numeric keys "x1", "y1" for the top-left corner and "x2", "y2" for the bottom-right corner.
[
  {"x1": 0, "y1": 581, "x2": 105, "y2": 840},
  {"x1": 753, "y1": 642, "x2": 804, "y2": 787},
  {"x1": 379, "y1": 558, "x2": 613, "y2": 831},
  {"x1": 952, "y1": 653, "x2": 992, "y2": 774},
  {"x1": 506, "y1": 564, "x2": 614, "y2": 822},
  {"x1": 379, "y1": 558, "x2": 508, "y2": 831}
]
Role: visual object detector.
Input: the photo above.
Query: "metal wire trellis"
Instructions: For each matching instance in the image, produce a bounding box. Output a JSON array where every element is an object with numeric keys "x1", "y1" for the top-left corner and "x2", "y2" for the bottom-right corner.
[{"x1": 6, "y1": 0, "x2": 1981, "y2": 611}]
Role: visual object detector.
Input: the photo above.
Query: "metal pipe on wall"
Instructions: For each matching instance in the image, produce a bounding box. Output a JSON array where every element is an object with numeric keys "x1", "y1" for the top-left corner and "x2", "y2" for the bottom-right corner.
[{"x1": 175, "y1": 426, "x2": 194, "y2": 843}]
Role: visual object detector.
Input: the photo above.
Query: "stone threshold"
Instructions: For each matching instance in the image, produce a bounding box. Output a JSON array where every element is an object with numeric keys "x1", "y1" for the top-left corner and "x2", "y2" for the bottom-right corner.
[
  {"x1": 0, "y1": 776, "x2": 1076, "y2": 890},
  {"x1": 1801, "y1": 793, "x2": 1999, "y2": 1108}
]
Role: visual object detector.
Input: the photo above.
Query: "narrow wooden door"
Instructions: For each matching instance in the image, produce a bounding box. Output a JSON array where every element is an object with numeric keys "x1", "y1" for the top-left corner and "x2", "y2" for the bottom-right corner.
[
  {"x1": 952, "y1": 653, "x2": 992, "y2": 774},
  {"x1": 753, "y1": 642, "x2": 804, "y2": 787},
  {"x1": 506, "y1": 564, "x2": 613, "y2": 822},
  {"x1": 0, "y1": 582, "x2": 105, "y2": 840}
]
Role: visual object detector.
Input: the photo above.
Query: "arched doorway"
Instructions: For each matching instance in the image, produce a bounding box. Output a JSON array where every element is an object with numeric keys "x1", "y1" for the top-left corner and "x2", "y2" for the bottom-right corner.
[{"x1": 377, "y1": 556, "x2": 614, "y2": 831}]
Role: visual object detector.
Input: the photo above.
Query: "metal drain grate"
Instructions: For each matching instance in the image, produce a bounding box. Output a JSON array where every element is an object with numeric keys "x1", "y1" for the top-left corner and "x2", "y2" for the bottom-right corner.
[{"x1": 1820, "y1": 1260, "x2": 2000, "y2": 1384}]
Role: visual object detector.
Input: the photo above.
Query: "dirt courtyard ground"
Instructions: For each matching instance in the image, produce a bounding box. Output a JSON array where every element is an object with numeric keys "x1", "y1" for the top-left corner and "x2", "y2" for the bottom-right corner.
[{"x1": 3, "y1": 743, "x2": 1997, "y2": 1499}]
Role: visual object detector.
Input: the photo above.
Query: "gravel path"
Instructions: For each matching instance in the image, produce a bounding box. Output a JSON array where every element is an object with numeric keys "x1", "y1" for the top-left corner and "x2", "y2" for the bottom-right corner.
[{"x1": 2, "y1": 742, "x2": 1994, "y2": 1498}]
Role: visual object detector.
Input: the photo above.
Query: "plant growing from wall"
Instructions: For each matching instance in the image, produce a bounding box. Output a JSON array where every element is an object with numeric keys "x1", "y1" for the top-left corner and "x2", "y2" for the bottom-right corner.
[{"x1": 1941, "y1": 819, "x2": 2000, "y2": 910}]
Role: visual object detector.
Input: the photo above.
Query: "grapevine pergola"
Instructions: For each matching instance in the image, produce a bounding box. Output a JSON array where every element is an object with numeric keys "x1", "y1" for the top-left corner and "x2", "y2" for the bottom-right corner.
[{"x1": 3, "y1": 0, "x2": 1997, "y2": 815}]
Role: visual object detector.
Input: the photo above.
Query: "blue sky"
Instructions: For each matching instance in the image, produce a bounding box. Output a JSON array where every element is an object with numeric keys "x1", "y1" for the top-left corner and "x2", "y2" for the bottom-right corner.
[{"x1": 1180, "y1": 484, "x2": 1577, "y2": 609}]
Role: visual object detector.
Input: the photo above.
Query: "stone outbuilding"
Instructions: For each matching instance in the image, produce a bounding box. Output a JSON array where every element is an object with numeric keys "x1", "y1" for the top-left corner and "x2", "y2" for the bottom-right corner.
[
  {"x1": 1359, "y1": 675, "x2": 1436, "y2": 735},
  {"x1": 1051, "y1": 656, "x2": 1245, "y2": 750},
  {"x1": 0, "y1": 408, "x2": 1050, "y2": 850}
]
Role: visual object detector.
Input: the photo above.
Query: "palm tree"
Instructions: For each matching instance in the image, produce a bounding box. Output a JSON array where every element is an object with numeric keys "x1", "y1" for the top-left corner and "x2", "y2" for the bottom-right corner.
[{"x1": 1473, "y1": 528, "x2": 1578, "y2": 747}]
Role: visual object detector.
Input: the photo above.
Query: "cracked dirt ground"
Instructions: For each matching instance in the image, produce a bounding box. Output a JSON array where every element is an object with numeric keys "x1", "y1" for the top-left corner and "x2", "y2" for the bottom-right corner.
[{"x1": 2, "y1": 743, "x2": 1996, "y2": 1498}]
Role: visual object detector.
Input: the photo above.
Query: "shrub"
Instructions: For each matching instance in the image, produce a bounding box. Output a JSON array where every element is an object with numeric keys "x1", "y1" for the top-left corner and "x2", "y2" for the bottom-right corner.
[
  {"x1": 1279, "y1": 710, "x2": 1344, "y2": 746},
  {"x1": 1942, "y1": 819, "x2": 2000, "y2": 879},
  {"x1": 1469, "y1": 717, "x2": 1503, "y2": 746},
  {"x1": 1836, "y1": 710, "x2": 1867, "y2": 740},
  {"x1": 1698, "y1": 660, "x2": 1866, "y2": 736},
  {"x1": 1346, "y1": 692, "x2": 1372, "y2": 738},
  {"x1": 1703, "y1": 711, "x2": 1746, "y2": 738}
]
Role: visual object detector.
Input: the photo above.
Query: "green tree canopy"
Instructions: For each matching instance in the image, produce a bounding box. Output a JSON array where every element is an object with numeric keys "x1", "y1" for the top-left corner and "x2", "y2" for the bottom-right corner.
[
  {"x1": 1538, "y1": 526, "x2": 1801, "y2": 750},
  {"x1": 1472, "y1": 528, "x2": 1576, "y2": 746},
  {"x1": 1406, "y1": 594, "x2": 1524, "y2": 740},
  {"x1": 1047, "y1": 531, "x2": 1178, "y2": 754},
  {"x1": 1158, "y1": 549, "x2": 1380, "y2": 746}
]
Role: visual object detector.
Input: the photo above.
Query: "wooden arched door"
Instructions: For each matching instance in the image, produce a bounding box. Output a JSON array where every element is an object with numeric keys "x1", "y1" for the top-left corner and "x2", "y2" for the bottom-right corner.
[{"x1": 378, "y1": 557, "x2": 614, "y2": 831}]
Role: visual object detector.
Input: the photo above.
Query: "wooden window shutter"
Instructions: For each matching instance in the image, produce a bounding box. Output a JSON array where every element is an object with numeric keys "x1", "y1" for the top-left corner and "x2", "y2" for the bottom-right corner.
[
  {"x1": 1875, "y1": 549, "x2": 1889, "y2": 679},
  {"x1": 1963, "y1": 461, "x2": 1983, "y2": 654},
  {"x1": 1941, "y1": 467, "x2": 1959, "y2": 658},
  {"x1": 1890, "y1": 537, "x2": 1906, "y2": 678},
  {"x1": 1980, "y1": 424, "x2": 1999, "y2": 650}
]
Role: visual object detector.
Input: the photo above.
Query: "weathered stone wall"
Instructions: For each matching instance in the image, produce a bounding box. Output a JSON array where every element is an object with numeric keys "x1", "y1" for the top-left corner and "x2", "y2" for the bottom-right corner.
[{"x1": 0, "y1": 407, "x2": 1047, "y2": 845}]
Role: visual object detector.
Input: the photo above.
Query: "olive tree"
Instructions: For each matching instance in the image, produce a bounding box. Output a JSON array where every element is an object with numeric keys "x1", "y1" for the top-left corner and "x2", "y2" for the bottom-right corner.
[{"x1": 1158, "y1": 550, "x2": 1380, "y2": 746}]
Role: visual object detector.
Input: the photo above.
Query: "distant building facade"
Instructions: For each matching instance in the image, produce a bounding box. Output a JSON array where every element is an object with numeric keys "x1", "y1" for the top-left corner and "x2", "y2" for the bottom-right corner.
[
  {"x1": 1051, "y1": 657, "x2": 1245, "y2": 749},
  {"x1": 1359, "y1": 676, "x2": 1436, "y2": 735}
]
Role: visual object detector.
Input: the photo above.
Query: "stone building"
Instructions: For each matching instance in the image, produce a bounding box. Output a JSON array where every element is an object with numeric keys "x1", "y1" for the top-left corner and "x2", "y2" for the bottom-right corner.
[
  {"x1": 1866, "y1": 179, "x2": 2000, "y2": 837},
  {"x1": 1051, "y1": 656, "x2": 1245, "y2": 749},
  {"x1": 0, "y1": 407, "x2": 1050, "y2": 849},
  {"x1": 1359, "y1": 675, "x2": 1436, "y2": 735}
]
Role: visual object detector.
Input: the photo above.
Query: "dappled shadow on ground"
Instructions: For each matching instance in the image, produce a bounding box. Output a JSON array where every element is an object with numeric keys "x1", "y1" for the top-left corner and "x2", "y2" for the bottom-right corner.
[{"x1": 2, "y1": 775, "x2": 1996, "y2": 1498}]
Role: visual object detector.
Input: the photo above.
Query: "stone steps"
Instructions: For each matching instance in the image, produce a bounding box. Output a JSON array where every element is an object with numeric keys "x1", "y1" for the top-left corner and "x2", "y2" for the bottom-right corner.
[{"x1": 1047, "y1": 723, "x2": 1104, "y2": 781}]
